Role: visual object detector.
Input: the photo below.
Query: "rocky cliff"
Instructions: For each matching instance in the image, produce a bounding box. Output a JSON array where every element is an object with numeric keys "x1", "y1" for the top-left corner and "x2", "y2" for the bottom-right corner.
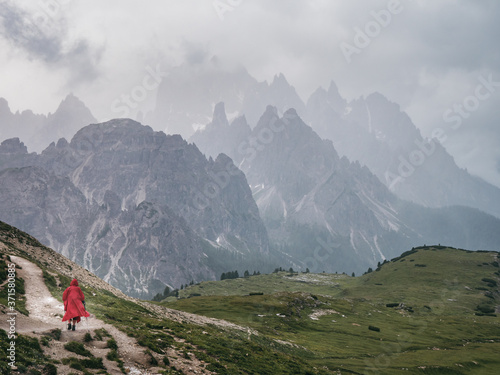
[
  {"x1": 306, "y1": 88, "x2": 500, "y2": 218},
  {"x1": 0, "y1": 119, "x2": 270, "y2": 297},
  {"x1": 190, "y1": 104, "x2": 500, "y2": 273}
]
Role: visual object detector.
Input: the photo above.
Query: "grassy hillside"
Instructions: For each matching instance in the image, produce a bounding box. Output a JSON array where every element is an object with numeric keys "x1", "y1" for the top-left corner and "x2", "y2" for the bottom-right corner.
[
  {"x1": 0, "y1": 221, "x2": 326, "y2": 374},
  {"x1": 166, "y1": 246, "x2": 500, "y2": 374},
  {"x1": 1, "y1": 219, "x2": 499, "y2": 374}
]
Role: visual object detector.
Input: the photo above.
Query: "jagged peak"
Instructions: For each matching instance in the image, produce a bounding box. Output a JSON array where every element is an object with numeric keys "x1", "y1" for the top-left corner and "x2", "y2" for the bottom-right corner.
[
  {"x1": 254, "y1": 105, "x2": 280, "y2": 131},
  {"x1": 211, "y1": 102, "x2": 229, "y2": 128},
  {"x1": 366, "y1": 91, "x2": 398, "y2": 110},
  {"x1": 230, "y1": 115, "x2": 251, "y2": 130},
  {"x1": 231, "y1": 114, "x2": 246, "y2": 124},
  {"x1": 55, "y1": 93, "x2": 93, "y2": 113},
  {"x1": 265, "y1": 105, "x2": 278, "y2": 116},
  {"x1": 328, "y1": 80, "x2": 340, "y2": 93},
  {"x1": 56, "y1": 138, "x2": 69, "y2": 149},
  {"x1": 64, "y1": 92, "x2": 78, "y2": 101},
  {"x1": 283, "y1": 108, "x2": 299, "y2": 120},
  {"x1": 0, "y1": 137, "x2": 28, "y2": 154},
  {"x1": 214, "y1": 152, "x2": 235, "y2": 166},
  {"x1": 311, "y1": 86, "x2": 328, "y2": 97},
  {"x1": 271, "y1": 73, "x2": 290, "y2": 87},
  {"x1": 0, "y1": 97, "x2": 11, "y2": 113},
  {"x1": 69, "y1": 119, "x2": 155, "y2": 149},
  {"x1": 327, "y1": 81, "x2": 344, "y2": 100}
]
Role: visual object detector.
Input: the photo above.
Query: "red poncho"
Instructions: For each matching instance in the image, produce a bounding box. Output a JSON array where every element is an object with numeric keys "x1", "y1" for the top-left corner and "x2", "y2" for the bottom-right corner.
[{"x1": 62, "y1": 279, "x2": 90, "y2": 323}]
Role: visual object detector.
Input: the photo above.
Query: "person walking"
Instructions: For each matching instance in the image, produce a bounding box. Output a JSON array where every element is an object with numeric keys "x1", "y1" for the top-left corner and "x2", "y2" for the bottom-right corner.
[{"x1": 62, "y1": 278, "x2": 90, "y2": 331}]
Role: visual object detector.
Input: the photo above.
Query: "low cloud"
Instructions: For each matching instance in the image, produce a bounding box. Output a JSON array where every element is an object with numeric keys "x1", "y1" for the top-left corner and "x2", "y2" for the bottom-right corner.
[{"x1": 0, "y1": 0, "x2": 103, "y2": 86}]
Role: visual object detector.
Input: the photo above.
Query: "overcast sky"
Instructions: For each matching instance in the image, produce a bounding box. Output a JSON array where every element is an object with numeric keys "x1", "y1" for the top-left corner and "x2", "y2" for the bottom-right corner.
[{"x1": 1, "y1": 0, "x2": 499, "y2": 185}]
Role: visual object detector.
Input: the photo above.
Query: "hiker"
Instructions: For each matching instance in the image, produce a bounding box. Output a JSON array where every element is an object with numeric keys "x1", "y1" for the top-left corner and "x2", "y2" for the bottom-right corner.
[{"x1": 62, "y1": 278, "x2": 90, "y2": 331}]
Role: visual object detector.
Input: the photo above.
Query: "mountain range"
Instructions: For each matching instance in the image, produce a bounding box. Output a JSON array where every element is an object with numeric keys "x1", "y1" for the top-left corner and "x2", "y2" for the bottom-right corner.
[
  {"x1": 0, "y1": 120, "x2": 270, "y2": 297},
  {"x1": 0, "y1": 93, "x2": 96, "y2": 153},
  {"x1": 306, "y1": 85, "x2": 500, "y2": 218},
  {"x1": 2, "y1": 221, "x2": 499, "y2": 374},
  {"x1": 146, "y1": 58, "x2": 306, "y2": 139},
  {"x1": 1, "y1": 63, "x2": 500, "y2": 296},
  {"x1": 148, "y1": 61, "x2": 500, "y2": 219},
  {"x1": 190, "y1": 103, "x2": 500, "y2": 273}
]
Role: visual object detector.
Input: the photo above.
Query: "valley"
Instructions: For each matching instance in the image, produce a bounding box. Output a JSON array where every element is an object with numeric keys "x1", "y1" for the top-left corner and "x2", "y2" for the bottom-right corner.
[{"x1": 2, "y1": 222, "x2": 498, "y2": 374}]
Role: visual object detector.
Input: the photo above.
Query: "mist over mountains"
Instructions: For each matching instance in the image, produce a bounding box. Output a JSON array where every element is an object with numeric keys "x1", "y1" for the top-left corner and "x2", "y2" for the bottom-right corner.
[
  {"x1": 1, "y1": 62, "x2": 499, "y2": 297},
  {"x1": 146, "y1": 59, "x2": 306, "y2": 139},
  {"x1": 0, "y1": 93, "x2": 96, "y2": 153},
  {"x1": 169, "y1": 61, "x2": 500, "y2": 219},
  {"x1": 306, "y1": 87, "x2": 500, "y2": 219},
  {"x1": 0, "y1": 120, "x2": 270, "y2": 297},
  {"x1": 190, "y1": 103, "x2": 500, "y2": 272}
]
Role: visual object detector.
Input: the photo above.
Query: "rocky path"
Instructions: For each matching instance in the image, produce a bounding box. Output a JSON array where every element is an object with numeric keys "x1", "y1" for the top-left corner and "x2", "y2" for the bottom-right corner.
[
  {"x1": 10, "y1": 256, "x2": 67, "y2": 330},
  {"x1": 1, "y1": 256, "x2": 213, "y2": 375}
]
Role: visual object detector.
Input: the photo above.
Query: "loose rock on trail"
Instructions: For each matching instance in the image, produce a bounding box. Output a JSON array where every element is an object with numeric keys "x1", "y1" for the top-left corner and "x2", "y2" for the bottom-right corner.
[{"x1": 1, "y1": 256, "x2": 213, "y2": 375}]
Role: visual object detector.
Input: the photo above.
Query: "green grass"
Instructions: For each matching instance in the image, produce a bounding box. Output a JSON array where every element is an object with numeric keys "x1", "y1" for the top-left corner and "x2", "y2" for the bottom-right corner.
[
  {"x1": 0, "y1": 257, "x2": 29, "y2": 315},
  {"x1": 62, "y1": 356, "x2": 105, "y2": 372},
  {"x1": 0, "y1": 329, "x2": 51, "y2": 375},
  {"x1": 27, "y1": 250, "x2": 326, "y2": 373},
  {"x1": 1, "y1": 223, "x2": 499, "y2": 374},
  {"x1": 106, "y1": 337, "x2": 118, "y2": 350},
  {"x1": 165, "y1": 246, "x2": 500, "y2": 374},
  {"x1": 64, "y1": 341, "x2": 93, "y2": 357},
  {"x1": 76, "y1": 285, "x2": 326, "y2": 374},
  {"x1": 0, "y1": 257, "x2": 8, "y2": 283},
  {"x1": 170, "y1": 270, "x2": 353, "y2": 300}
]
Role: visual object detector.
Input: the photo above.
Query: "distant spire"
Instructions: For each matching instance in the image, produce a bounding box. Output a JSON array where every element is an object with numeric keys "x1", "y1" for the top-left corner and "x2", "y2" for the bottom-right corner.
[
  {"x1": 271, "y1": 73, "x2": 290, "y2": 87},
  {"x1": 212, "y1": 102, "x2": 229, "y2": 127}
]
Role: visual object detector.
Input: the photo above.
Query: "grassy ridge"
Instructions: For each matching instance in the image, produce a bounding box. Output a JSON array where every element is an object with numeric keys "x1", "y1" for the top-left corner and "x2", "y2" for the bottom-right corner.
[
  {"x1": 0, "y1": 221, "x2": 326, "y2": 375},
  {"x1": 36, "y1": 266, "x2": 327, "y2": 374},
  {"x1": 1, "y1": 220, "x2": 499, "y2": 374},
  {"x1": 166, "y1": 246, "x2": 500, "y2": 374}
]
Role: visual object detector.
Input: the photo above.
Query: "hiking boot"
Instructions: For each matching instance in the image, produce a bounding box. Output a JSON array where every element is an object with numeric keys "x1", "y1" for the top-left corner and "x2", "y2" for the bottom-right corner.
[
  {"x1": 67, "y1": 323, "x2": 72, "y2": 330},
  {"x1": 72, "y1": 324, "x2": 76, "y2": 331}
]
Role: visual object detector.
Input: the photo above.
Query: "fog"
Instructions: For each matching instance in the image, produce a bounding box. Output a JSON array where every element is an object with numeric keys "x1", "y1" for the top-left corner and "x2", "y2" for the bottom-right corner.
[{"x1": 1, "y1": 0, "x2": 499, "y2": 186}]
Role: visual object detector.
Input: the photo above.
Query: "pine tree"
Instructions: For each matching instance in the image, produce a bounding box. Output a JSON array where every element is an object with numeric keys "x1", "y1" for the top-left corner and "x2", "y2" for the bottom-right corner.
[{"x1": 152, "y1": 293, "x2": 163, "y2": 301}]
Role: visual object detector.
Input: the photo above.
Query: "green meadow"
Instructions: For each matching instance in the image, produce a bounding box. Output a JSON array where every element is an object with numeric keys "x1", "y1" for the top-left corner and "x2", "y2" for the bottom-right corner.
[
  {"x1": 166, "y1": 246, "x2": 500, "y2": 374},
  {"x1": 1, "y1": 223, "x2": 499, "y2": 375}
]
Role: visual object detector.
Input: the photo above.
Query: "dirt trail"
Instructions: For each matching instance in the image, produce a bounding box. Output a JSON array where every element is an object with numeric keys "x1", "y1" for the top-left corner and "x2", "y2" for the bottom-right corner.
[
  {"x1": 10, "y1": 256, "x2": 68, "y2": 330},
  {"x1": 1, "y1": 256, "x2": 212, "y2": 375}
]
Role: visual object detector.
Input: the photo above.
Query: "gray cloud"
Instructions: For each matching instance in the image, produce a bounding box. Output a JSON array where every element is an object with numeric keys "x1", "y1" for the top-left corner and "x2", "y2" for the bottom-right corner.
[
  {"x1": 182, "y1": 40, "x2": 210, "y2": 65},
  {"x1": 0, "y1": 1, "x2": 63, "y2": 63},
  {"x1": 0, "y1": 0, "x2": 498, "y2": 187},
  {"x1": 0, "y1": 0, "x2": 103, "y2": 85}
]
